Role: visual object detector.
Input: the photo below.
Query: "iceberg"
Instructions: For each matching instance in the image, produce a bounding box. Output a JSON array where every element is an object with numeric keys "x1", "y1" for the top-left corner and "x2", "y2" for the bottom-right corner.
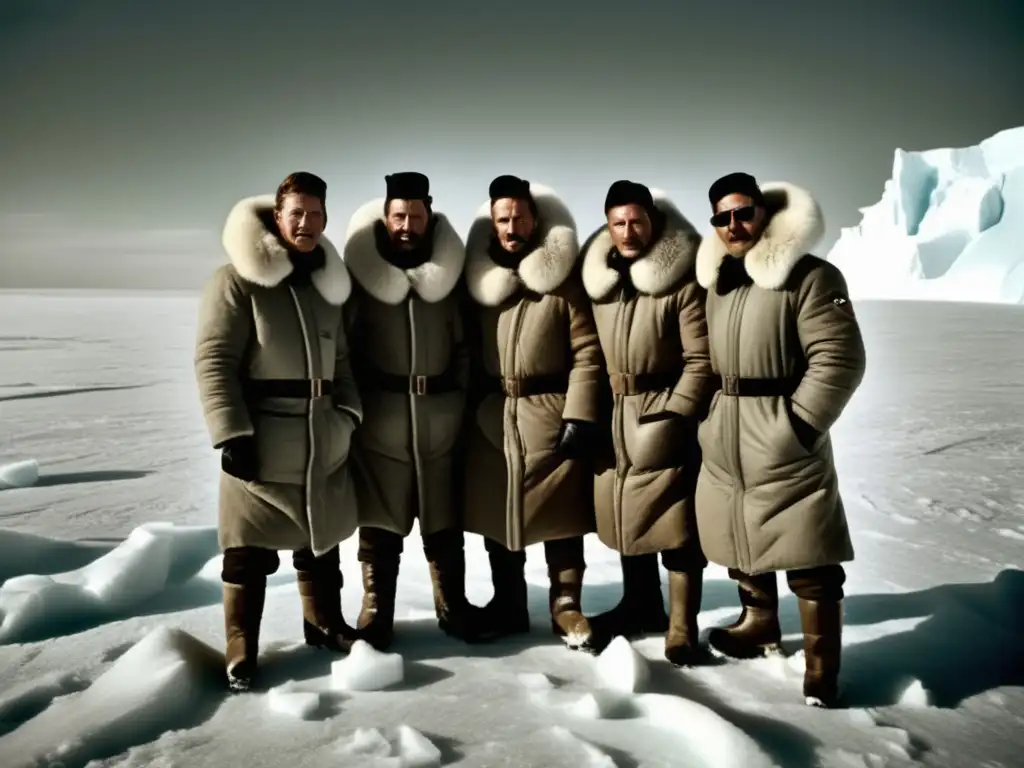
[{"x1": 826, "y1": 126, "x2": 1024, "y2": 304}]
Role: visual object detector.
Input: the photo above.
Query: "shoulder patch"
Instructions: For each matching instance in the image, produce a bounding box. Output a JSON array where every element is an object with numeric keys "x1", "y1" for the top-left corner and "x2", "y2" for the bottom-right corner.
[{"x1": 829, "y1": 292, "x2": 855, "y2": 316}]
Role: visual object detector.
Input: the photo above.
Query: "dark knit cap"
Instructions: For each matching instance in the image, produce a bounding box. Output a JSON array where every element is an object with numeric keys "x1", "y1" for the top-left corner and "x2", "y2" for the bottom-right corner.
[
  {"x1": 708, "y1": 172, "x2": 765, "y2": 210},
  {"x1": 489, "y1": 174, "x2": 533, "y2": 202},
  {"x1": 604, "y1": 180, "x2": 655, "y2": 213},
  {"x1": 385, "y1": 171, "x2": 430, "y2": 200}
]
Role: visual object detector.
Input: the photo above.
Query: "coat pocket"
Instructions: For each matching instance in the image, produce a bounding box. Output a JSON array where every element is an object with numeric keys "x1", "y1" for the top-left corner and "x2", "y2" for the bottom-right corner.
[
  {"x1": 475, "y1": 392, "x2": 505, "y2": 451},
  {"x1": 323, "y1": 408, "x2": 356, "y2": 474},
  {"x1": 253, "y1": 411, "x2": 309, "y2": 484},
  {"x1": 418, "y1": 390, "x2": 466, "y2": 461},
  {"x1": 629, "y1": 411, "x2": 696, "y2": 472},
  {"x1": 769, "y1": 399, "x2": 819, "y2": 464}
]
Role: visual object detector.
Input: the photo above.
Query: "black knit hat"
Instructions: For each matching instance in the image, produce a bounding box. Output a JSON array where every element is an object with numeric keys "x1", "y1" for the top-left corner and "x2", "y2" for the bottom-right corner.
[
  {"x1": 708, "y1": 172, "x2": 765, "y2": 210},
  {"x1": 489, "y1": 174, "x2": 532, "y2": 202},
  {"x1": 385, "y1": 171, "x2": 431, "y2": 201},
  {"x1": 604, "y1": 180, "x2": 655, "y2": 213}
]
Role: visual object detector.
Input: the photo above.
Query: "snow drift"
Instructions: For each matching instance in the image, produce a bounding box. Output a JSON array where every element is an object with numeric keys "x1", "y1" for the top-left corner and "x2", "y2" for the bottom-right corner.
[{"x1": 827, "y1": 125, "x2": 1024, "y2": 303}]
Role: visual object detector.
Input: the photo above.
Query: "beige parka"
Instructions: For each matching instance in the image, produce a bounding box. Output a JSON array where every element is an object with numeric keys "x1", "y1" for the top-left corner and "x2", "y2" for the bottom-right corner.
[
  {"x1": 693, "y1": 182, "x2": 867, "y2": 575},
  {"x1": 461, "y1": 185, "x2": 603, "y2": 551},
  {"x1": 195, "y1": 195, "x2": 362, "y2": 556},
  {"x1": 341, "y1": 199, "x2": 470, "y2": 538},
  {"x1": 580, "y1": 196, "x2": 717, "y2": 556}
]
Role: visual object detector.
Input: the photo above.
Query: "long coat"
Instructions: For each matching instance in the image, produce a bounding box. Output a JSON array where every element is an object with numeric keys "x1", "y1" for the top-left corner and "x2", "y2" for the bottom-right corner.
[
  {"x1": 342, "y1": 199, "x2": 469, "y2": 538},
  {"x1": 693, "y1": 182, "x2": 867, "y2": 575},
  {"x1": 195, "y1": 195, "x2": 363, "y2": 557},
  {"x1": 462, "y1": 185, "x2": 603, "y2": 551},
  {"x1": 580, "y1": 197, "x2": 716, "y2": 556}
]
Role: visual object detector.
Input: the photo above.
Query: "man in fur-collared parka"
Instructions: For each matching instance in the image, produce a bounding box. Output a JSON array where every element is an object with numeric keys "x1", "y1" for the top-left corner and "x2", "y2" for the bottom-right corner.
[
  {"x1": 580, "y1": 180, "x2": 718, "y2": 666},
  {"x1": 195, "y1": 172, "x2": 363, "y2": 693},
  {"x1": 342, "y1": 171, "x2": 492, "y2": 650},
  {"x1": 462, "y1": 175, "x2": 604, "y2": 653},
  {"x1": 694, "y1": 171, "x2": 867, "y2": 708}
]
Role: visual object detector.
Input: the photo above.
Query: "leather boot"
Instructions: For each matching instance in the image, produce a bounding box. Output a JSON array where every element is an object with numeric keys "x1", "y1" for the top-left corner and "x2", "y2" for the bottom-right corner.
[
  {"x1": 481, "y1": 542, "x2": 530, "y2": 637},
  {"x1": 223, "y1": 581, "x2": 265, "y2": 692},
  {"x1": 589, "y1": 553, "x2": 669, "y2": 640},
  {"x1": 424, "y1": 530, "x2": 497, "y2": 644},
  {"x1": 664, "y1": 570, "x2": 711, "y2": 667},
  {"x1": 356, "y1": 558, "x2": 399, "y2": 650},
  {"x1": 799, "y1": 598, "x2": 843, "y2": 708},
  {"x1": 297, "y1": 566, "x2": 358, "y2": 653},
  {"x1": 708, "y1": 571, "x2": 784, "y2": 659},
  {"x1": 549, "y1": 567, "x2": 596, "y2": 653}
]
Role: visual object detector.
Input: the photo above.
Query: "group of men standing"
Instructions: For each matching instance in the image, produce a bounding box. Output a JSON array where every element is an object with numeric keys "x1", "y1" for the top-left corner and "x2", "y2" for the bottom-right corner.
[{"x1": 194, "y1": 167, "x2": 866, "y2": 710}]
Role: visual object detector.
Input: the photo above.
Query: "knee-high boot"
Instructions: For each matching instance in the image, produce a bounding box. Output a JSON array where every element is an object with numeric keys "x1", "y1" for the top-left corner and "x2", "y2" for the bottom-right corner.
[{"x1": 707, "y1": 569, "x2": 784, "y2": 659}]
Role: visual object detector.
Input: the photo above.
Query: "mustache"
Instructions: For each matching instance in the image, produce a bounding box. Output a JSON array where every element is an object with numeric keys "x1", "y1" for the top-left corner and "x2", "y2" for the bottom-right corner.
[
  {"x1": 623, "y1": 238, "x2": 642, "y2": 249},
  {"x1": 506, "y1": 233, "x2": 528, "y2": 244}
]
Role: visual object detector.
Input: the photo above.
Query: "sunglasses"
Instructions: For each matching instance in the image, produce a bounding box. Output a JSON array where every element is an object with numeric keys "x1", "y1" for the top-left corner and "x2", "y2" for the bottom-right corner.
[{"x1": 710, "y1": 205, "x2": 757, "y2": 228}]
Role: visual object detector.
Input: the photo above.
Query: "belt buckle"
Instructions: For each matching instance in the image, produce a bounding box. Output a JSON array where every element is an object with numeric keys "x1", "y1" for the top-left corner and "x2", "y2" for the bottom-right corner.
[
  {"x1": 310, "y1": 378, "x2": 326, "y2": 398},
  {"x1": 504, "y1": 378, "x2": 520, "y2": 398},
  {"x1": 723, "y1": 375, "x2": 739, "y2": 396},
  {"x1": 412, "y1": 375, "x2": 427, "y2": 395}
]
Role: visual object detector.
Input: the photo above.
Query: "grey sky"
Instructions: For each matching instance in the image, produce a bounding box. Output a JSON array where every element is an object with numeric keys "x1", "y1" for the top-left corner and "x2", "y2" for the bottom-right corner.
[{"x1": 1, "y1": 0, "x2": 1022, "y2": 288}]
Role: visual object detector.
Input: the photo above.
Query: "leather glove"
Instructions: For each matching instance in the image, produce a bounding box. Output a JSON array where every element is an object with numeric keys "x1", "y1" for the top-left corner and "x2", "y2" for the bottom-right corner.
[
  {"x1": 221, "y1": 435, "x2": 258, "y2": 482},
  {"x1": 558, "y1": 419, "x2": 597, "y2": 461},
  {"x1": 785, "y1": 403, "x2": 821, "y2": 452}
]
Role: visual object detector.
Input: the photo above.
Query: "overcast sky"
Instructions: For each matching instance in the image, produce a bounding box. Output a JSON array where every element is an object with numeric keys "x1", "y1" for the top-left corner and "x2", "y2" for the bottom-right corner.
[{"x1": 1, "y1": 0, "x2": 1022, "y2": 289}]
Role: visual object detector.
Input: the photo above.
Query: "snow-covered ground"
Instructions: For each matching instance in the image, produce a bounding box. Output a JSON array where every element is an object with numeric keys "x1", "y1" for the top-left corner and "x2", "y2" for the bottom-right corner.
[{"x1": 0, "y1": 291, "x2": 1021, "y2": 768}]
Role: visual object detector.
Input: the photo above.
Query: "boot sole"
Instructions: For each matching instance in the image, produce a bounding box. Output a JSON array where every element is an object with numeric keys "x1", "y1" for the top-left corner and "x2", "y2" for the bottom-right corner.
[
  {"x1": 709, "y1": 640, "x2": 786, "y2": 660},
  {"x1": 304, "y1": 624, "x2": 356, "y2": 653},
  {"x1": 559, "y1": 631, "x2": 600, "y2": 655},
  {"x1": 227, "y1": 672, "x2": 253, "y2": 693},
  {"x1": 665, "y1": 644, "x2": 716, "y2": 668}
]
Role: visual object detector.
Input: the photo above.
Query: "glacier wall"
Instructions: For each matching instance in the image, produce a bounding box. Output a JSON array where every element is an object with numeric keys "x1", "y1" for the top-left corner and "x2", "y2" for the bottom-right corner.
[{"x1": 826, "y1": 126, "x2": 1024, "y2": 304}]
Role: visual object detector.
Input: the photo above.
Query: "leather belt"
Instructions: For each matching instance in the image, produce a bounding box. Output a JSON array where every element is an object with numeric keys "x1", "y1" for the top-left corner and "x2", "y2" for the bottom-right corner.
[
  {"x1": 369, "y1": 369, "x2": 461, "y2": 395},
  {"x1": 608, "y1": 370, "x2": 681, "y2": 396},
  {"x1": 487, "y1": 373, "x2": 570, "y2": 398},
  {"x1": 243, "y1": 378, "x2": 333, "y2": 399},
  {"x1": 720, "y1": 375, "x2": 800, "y2": 397}
]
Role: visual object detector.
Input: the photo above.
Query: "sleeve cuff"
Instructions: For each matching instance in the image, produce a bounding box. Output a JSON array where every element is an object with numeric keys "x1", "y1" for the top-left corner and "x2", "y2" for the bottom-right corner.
[
  {"x1": 665, "y1": 392, "x2": 698, "y2": 418},
  {"x1": 336, "y1": 405, "x2": 363, "y2": 425}
]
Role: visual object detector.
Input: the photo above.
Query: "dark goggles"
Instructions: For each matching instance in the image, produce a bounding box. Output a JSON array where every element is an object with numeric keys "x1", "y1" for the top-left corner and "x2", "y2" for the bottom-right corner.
[{"x1": 710, "y1": 205, "x2": 757, "y2": 228}]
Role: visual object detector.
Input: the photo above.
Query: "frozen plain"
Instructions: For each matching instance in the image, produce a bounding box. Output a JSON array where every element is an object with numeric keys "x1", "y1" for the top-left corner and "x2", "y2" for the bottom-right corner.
[{"x1": 0, "y1": 291, "x2": 1021, "y2": 768}]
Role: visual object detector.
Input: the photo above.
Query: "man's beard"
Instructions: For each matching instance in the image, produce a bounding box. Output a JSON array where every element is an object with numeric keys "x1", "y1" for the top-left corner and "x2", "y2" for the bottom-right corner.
[
  {"x1": 390, "y1": 231, "x2": 425, "y2": 250},
  {"x1": 502, "y1": 232, "x2": 529, "y2": 251}
]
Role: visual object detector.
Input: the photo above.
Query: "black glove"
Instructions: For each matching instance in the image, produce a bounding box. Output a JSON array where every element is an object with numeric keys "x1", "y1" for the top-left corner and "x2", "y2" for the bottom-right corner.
[
  {"x1": 221, "y1": 435, "x2": 258, "y2": 482},
  {"x1": 558, "y1": 419, "x2": 597, "y2": 461},
  {"x1": 786, "y1": 404, "x2": 821, "y2": 452}
]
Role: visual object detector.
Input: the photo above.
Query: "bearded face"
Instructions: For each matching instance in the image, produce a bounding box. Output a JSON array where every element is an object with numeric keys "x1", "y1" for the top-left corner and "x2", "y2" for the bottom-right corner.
[
  {"x1": 606, "y1": 203, "x2": 652, "y2": 259},
  {"x1": 490, "y1": 197, "x2": 536, "y2": 253},
  {"x1": 711, "y1": 193, "x2": 767, "y2": 257},
  {"x1": 385, "y1": 198, "x2": 430, "y2": 250}
]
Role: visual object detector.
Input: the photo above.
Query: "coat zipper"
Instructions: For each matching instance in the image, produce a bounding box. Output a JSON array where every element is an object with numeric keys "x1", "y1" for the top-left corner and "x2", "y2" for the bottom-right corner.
[
  {"x1": 505, "y1": 297, "x2": 527, "y2": 550},
  {"x1": 728, "y1": 286, "x2": 753, "y2": 572},
  {"x1": 288, "y1": 286, "x2": 316, "y2": 530},
  {"x1": 614, "y1": 292, "x2": 635, "y2": 553},
  {"x1": 406, "y1": 297, "x2": 426, "y2": 525}
]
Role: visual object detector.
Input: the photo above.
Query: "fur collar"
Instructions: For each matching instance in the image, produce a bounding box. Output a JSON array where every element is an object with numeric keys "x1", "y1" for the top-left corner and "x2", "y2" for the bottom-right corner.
[
  {"x1": 465, "y1": 184, "x2": 579, "y2": 306},
  {"x1": 695, "y1": 181, "x2": 825, "y2": 291},
  {"x1": 221, "y1": 195, "x2": 351, "y2": 305},
  {"x1": 581, "y1": 192, "x2": 702, "y2": 300},
  {"x1": 342, "y1": 199, "x2": 466, "y2": 305}
]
